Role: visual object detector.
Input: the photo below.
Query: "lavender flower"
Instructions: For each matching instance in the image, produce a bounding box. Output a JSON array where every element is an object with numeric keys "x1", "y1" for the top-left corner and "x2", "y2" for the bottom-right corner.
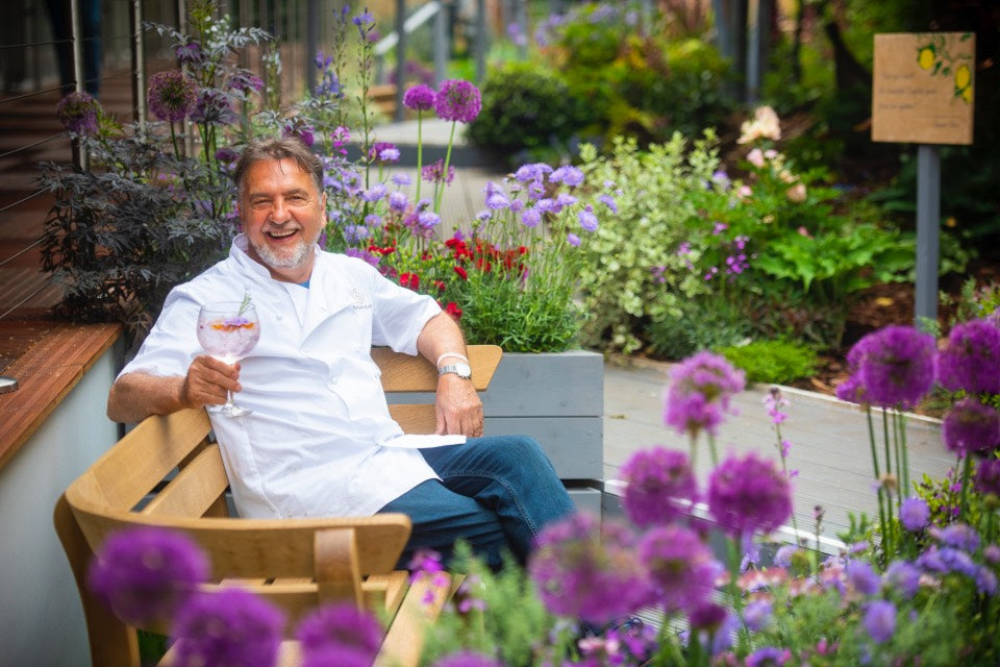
[
  {"x1": 550, "y1": 165, "x2": 585, "y2": 187},
  {"x1": 87, "y1": 527, "x2": 208, "y2": 626},
  {"x1": 841, "y1": 325, "x2": 936, "y2": 408},
  {"x1": 433, "y1": 652, "x2": 503, "y2": 667},
  {"x1": 746, "y1": 647, "x2": 790, "y2": 667},
  {"x1": 664, "y1": 351, "x2": 746, "y2": 438},
  {"x1": 388, "y1": 191, "x2": 408, "y2": 213},
  {"x1": 434, "y1": 79, "x2": 482, "y2": 124},
  {"x1": 578, "y1": 205, "x2": 599, "y2": 232},
  {"x1": 296, "y1": 602, "x2": 383, "y2": 667},
  {"x1": 190, "y1": 88, "x2": 238, "y2": 125},
  {"x1": 638, "y1": 524, "x2": 719, "y2": 614},
  {"x1": 707, "y1": 452, "x2": 792, "y2": 537},
  {"x1": 620, "y1": 447, "x2": 697, "y2": 527},
  {"x1": 513, "y1": 163, "x2": 553, "y2": 183},
  {"x1": 567, "y1": 232, "x2": 581, "y2": 247},
  {"x1": 56, "y1": 91, "x2": 100, "y2": 135},
  {"x1": 937, "y1": 320, "x2": 1000, "y2": 394},
  {"x1": 884, "y1": 560, "x2": 921, "y2": 599},
  {"x1": 847, "y1": 560, "x2": 881, "y2": 596},
  {"x1": 170, "y1": 588, "x2": 284, "y2": 667},
  {"x1": 147, "y1": 70, "x2": 198, "y2": 123},
  {"x1": 863, "y1": 600, "x2": 896, "y2": 644},
  {"x1": 975, "y1": 458, "x2": 1000, "y2": 496},
  {"x1": 942, "y1": 397, "x2": 1000, "y2": 456},
  {"x1": 403, "y1": 84, "x2": 436, "y2": 112},
  {"x1": 899, "y1": 496, "x2": 930, "y2": 531},
  {"x1": 528, "y1": 513, "x2": 651, "y2": 625}
]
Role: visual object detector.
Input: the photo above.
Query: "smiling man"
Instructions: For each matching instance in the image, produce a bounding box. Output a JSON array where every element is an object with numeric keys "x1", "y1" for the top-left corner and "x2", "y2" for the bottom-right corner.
[{"x1": 106, "y1": 137, "x2": 574, "y2": 568}]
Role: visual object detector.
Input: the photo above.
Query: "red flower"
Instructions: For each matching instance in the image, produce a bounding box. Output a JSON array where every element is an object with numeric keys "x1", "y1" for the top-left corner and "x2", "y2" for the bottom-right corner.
[
  {"x1": 433, "y1": 280, "x2": 446, "y2": 292},
  {"x1": 445, "y1": 302, "x2": 463, "y2": 319},
  {"x1": 454, "y1": 266, "x2": 468, "y2": 280},
  {"x1": 399, "y1": 272, "x2": 420, "y2": 290}
]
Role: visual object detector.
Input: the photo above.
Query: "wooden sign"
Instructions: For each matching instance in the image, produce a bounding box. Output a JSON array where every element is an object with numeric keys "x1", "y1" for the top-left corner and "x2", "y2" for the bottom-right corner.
[{"x1": 872, "y1": 32, "x2": 975, "y2": 145}]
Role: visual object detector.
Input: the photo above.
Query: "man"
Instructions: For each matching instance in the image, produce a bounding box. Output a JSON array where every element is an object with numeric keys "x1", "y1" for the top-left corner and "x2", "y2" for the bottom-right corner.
[{"x1": 107, "y1": 137, "x2": 574, "y2": 568}]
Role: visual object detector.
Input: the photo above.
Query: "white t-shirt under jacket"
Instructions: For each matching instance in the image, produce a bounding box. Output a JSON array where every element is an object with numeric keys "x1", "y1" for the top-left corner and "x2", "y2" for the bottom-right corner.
[{"x1": 119, "y1": 235, "x2": 448, "y2": 519}]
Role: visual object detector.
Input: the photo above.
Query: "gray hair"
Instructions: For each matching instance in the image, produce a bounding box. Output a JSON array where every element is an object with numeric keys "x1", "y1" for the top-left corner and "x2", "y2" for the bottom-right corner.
[{"x1": 233, "y1": 137, "x2": 324, "y2": 196}]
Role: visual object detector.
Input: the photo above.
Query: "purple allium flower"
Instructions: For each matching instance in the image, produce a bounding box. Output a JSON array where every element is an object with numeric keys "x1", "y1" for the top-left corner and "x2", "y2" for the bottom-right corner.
[
  {"x1": 578, "y1": 205, "x2": 599, "y2": 232},
  {"x1": 638, "y1": 525, "x2": 719, "y2": 614},
  {"x1": 707, "y1": 452, "x2": 792, "y2": 537},
  {"x1": 87, "y1": 527, "x2": 208, "y2": 626},
  {"x1": 296, "y1": 602, "x2": 383, "y2": 667},
  {"x1": 899, "y1": 496, "x2": 930, "y2": 531},
  {"x1": 688, "y1": 601, "x2": 728, "y2": 633},
  {"x1": 975, "y1": 458, "x2": 1000, "y2": 496},
  {"x1": 550, "y1": 165, "x2": 585, "y2": 187},
  {"x1": 433, "y1": 652, "x2": 503, "y2": 667},
  {"x1": 746, "y1": 647, "x2": 790, "y2": 667},
  {"x1": 847, "y1": 560, "x2": 881, "y2": 596},
  {"x1": 147, "y1": 70, "x2": 197, "y2": 123},
  {"x1": 56, "y1": 91, "x2": 100, "y2": 135},
  {"x1": 403, "y1": 84, "x2": 436, "y2": 112},
  {"x1": 434, "y1": 79, "x2": 482, "y2": 124},
  {"x1": 843, "y1": 325, "x2": 936, "y2": 409},
  {"x1": 743, "y1": 600, "x2": 772, "y2": 631},
  {"x1": 863, "y1": 600, "x2": 896, "y2": 644},
  {"x1": 190, "y1": 88, "x2": 238, "y2": 125},
  {"x1": 835, "y1": 373, "x2": 866, "y2": 404},
  {"x1": 937, "y1": 320, "x2": 1000, "y2": 394},
  {"x1": 884, "y1": 560, "x2": 921, "y2": 599},
  {"x1": 942, "y1": 397, "x2": 1000, "y2": 456},
  {"x1": 528, "y1": 513, "x2": 651, "y2": 625},
  {"x1": 664, "y1": 352, "x2": 746, "y2": 438},
  {"x1": 620, "y1": 447, "x2": 697, "y2": 527},
  {"x1": 171, "y1": 588, "x2": 284, "y2": 667}
]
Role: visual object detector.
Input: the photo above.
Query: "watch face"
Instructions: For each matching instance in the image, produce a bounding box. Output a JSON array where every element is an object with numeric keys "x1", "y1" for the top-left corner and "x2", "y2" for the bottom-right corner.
[{"x1": 455, "y1": 362, "x2": 472, "y2": 378}]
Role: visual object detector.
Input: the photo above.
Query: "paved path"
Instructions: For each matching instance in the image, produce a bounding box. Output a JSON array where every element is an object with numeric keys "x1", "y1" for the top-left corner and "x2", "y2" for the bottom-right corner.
[{"x1": 602, "y1": 357, "x2": 954, "y2": 544}]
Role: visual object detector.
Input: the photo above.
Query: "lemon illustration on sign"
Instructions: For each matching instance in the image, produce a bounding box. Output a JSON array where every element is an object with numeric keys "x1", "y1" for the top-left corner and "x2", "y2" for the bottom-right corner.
[
  {"x1": 918, "y1": 46, "x2": 936, "y2": 70},
  {"x1": 960, "y1": 85, "x2": 973, "y2": 103},
  {"x1": 954, "y1": 64, "x2": 973, "y2": 102}
]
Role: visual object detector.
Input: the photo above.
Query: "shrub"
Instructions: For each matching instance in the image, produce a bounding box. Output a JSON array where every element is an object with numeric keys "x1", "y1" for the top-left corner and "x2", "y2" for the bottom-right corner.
[
  {"x1": 645, "y1": 298, "x2": 753, "y2": 360},
  {"x1": 715, "y1": 339, "x2": 819, "y2": 385},
  {"x1": 466, "y1": 62, "x2": 585, "y2": 165}
]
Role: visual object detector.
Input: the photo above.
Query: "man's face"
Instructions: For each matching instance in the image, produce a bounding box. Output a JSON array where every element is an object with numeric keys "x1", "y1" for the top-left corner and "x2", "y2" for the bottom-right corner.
[{"x1": 239, "y1": 157, "x2": 327, "y2": 282}]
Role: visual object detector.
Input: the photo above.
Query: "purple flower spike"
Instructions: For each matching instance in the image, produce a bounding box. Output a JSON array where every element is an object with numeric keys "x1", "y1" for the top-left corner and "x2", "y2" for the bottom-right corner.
[
  {"x1": 942, "y1": 397, "x2": 1000, "y2": 456},
  {"x1": 528, "y1": 513, "x2": 651, "y2": 625},
  {"x1": 403, "y1": 84, "x2": 436, "y2": 112},
  {"x1": 707, "y1": 452, "x2": 792, "y2": 537},
  {"x1": 297, "y1": 602, "x2": 383, "y2": 667},
  {"x1": 171, "y1": 588, "x2": 284, "y2": 667},
  {"x1": 863, "y1": 600, "x2": 897, "y2": 644},
  {"x1": 434, "y1": 79, "x2": 482, "y2": 124},
  {"x1": 56, "y1": 91, "x2": 100, "y2": 136},
  {"x1": 899, "y1": 496, "x2": 930, "y2": 531},
  {"x1": 87, "y1": 526, "x2": 209, "y2": 626},
  {"x1": 844, "y1": 325, "x2": 936, "y2": 409},
  {"x1": 620, "y1": 447, "x2": 698, "y2": 527},
  {"x1": 147, "y1": 70, "x2": 197, "y2": 123},
  {"x1": 937, "y1": 320, "x2": 1000, "y2": 394}
]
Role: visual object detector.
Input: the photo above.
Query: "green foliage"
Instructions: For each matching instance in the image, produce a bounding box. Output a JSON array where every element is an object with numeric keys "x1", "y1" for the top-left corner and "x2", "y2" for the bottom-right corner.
[
  {"x1": 574, "y1": 134, "x2": 717, "y2": 354},
  {"x1": 645, "y1": 297, "x2": 753, "y2": 360},
  {"x1": 716, "y1": 339, "x2": 819, "y2": 385},
  {"x1": 466, "y1": 62, "x2": 585, "y2": 164}
]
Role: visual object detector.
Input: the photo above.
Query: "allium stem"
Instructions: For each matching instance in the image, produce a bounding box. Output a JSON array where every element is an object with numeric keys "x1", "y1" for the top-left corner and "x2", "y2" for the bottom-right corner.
[
  {"x1": 898, "y1": 410, "x2": 910, "y2": 496},
  {"x1": 959, "y1": 454, "x2": 973, "y2": 521},
  {"x1": 707, "y1": 433, "x2": 719, "y2": 467},
  {"x1": 867, "y1": 407, "x2": 891, "y2": 560},
  {"x1": 434, "y1": 120, "x2": 458, "y2": 214}
]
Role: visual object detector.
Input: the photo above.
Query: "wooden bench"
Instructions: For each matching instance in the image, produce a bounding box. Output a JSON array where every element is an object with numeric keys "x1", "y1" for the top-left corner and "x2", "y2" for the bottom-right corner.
[{"x1": 54, "y1": 345, "x2": 503, "y2": 667}]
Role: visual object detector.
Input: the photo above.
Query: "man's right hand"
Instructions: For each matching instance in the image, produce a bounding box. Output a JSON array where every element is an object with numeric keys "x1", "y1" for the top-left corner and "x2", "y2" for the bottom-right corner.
[{"x1": 181, "y1": 355, "x2": 242, "y2": 409}]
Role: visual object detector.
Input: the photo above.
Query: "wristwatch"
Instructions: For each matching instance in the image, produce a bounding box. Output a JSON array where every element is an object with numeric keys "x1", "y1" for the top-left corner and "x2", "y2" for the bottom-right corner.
[{"x1": 438, "y1": 362, "x2": 472, "y2": 379}]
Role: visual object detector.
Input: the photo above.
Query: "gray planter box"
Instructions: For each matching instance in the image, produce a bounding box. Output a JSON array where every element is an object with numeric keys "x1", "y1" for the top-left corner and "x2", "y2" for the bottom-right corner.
[{"x1": 480, "y1": 350, "x2": 604, "y2": 514}]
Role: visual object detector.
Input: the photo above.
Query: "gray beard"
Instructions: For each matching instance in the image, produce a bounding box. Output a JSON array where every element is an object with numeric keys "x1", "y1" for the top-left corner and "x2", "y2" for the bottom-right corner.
[{"x1": 251, "y1": 236, "x2": 313, "y2": 270}]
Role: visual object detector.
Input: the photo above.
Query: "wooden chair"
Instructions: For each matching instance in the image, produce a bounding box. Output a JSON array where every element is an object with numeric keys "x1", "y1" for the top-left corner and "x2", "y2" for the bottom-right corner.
[{"x1": 54, "y1": 345, "x2": 503, "y2": 667}]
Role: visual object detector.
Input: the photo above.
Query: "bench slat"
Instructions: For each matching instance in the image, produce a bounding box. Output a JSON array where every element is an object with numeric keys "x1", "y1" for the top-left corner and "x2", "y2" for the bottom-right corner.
[{"x1": 140, "y1": 444, "x2": 231, "y2": 518}]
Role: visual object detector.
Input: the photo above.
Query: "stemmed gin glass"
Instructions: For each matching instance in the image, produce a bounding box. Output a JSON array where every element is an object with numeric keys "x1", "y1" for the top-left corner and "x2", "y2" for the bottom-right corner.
[{"x1": 196, "y1": 300, "x2": 261, "y2": 417}]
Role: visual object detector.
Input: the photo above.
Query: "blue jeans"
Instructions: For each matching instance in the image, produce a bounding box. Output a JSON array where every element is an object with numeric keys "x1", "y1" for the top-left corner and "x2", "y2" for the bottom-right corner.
[{"x1": 377, "y1": 435, "x2": 575, "y2": 570}]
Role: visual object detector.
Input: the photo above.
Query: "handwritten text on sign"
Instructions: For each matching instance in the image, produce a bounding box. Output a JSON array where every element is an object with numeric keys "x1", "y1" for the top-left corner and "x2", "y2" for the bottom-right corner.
[{"x1": 872, "y1": 33, "x2": 975, "y2": 145}]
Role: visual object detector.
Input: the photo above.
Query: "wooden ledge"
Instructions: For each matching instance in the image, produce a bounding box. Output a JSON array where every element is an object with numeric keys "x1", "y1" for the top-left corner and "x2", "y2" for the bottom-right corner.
[{"x1": 0, "y1": 322, "x2": 121, "y2": 471}]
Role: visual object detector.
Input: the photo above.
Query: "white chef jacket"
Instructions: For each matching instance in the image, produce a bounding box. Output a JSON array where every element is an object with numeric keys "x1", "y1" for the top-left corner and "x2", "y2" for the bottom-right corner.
[{"x1": 119, "y1": 235, "x2": 449, "y2": 519}]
